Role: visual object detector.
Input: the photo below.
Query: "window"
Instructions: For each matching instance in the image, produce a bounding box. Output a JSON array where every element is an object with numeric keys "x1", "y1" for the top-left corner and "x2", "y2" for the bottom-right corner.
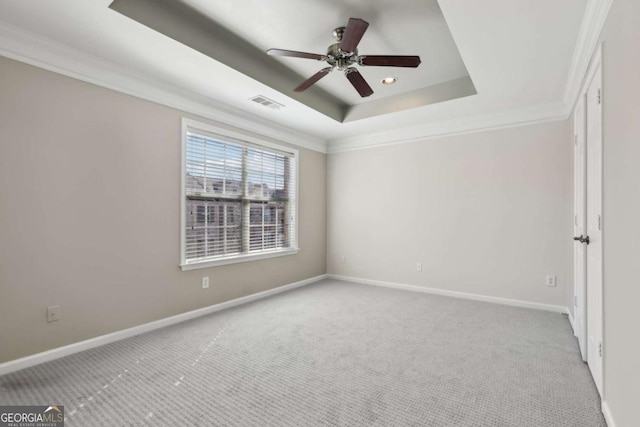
[{"x1": 180, "y1": 119, "x2": 298, "y2": 270}]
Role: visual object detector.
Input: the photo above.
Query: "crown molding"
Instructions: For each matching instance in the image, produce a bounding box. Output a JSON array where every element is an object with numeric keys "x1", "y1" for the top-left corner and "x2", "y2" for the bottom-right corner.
[
  {"x1": 0, "y1": 21, "x2": 328, "y2": 154},
  {"x1": 0, "y1": 0, "x2": 611, "y2": 156},
  {"x1": 563, "y1": 0, "x2": 612, "y2": 111},
  {"x1": 328, "y1": 0, "x2": 613, "y2": 154},
  {"x1": 327, "y1": 101, "x2": 568, "y2": 153}
]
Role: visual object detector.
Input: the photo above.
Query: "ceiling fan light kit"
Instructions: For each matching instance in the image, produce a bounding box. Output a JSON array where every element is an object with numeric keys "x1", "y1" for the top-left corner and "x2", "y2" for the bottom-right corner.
[{"x1": 267, "y1": 18, "x2": 421, "y2": 98}]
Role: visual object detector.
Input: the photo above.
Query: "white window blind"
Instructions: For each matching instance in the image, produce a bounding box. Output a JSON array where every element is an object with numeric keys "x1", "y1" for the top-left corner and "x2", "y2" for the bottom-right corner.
[{"x1": 181, "y1": 123, "x2": 297, "y2": 268}]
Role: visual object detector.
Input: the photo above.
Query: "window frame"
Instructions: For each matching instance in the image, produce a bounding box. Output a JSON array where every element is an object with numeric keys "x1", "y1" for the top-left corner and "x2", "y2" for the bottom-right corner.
[{"x1": 180, "y1": 118, "x2": 299, "y2": 271}]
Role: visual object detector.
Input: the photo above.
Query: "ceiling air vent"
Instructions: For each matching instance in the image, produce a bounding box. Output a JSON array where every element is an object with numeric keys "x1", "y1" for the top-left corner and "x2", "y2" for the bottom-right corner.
[{"x1": 249, "y1": 95, "x2": 284, "y2": 110}]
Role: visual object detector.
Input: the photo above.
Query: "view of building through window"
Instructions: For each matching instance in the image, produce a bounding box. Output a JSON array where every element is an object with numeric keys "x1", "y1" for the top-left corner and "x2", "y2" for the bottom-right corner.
[{"x1": 184, "y1": 130, "x2": 296, "y2": 264}]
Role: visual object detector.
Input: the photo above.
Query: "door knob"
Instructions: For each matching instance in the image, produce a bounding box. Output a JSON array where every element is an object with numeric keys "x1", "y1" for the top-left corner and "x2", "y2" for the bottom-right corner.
[{"x1": 573, "y1": 235, "x2": 590, "y2": 244}]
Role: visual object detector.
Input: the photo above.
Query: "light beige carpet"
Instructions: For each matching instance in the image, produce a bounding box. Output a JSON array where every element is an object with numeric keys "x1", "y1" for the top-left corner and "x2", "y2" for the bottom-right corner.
[{"x1": 0, "y1": 279, "x2": 605, "y2": 426}]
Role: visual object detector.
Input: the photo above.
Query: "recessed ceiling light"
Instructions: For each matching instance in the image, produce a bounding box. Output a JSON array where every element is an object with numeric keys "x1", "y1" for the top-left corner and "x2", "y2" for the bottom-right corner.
[{"x1": 381, "y1": 77, "x2": 397, "y2": 85}]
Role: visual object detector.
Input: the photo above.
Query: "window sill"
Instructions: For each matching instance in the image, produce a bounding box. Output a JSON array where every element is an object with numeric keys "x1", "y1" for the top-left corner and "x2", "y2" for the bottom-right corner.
[{"x1": 180, "y1": 248, "x2": 299, "y2": 271}]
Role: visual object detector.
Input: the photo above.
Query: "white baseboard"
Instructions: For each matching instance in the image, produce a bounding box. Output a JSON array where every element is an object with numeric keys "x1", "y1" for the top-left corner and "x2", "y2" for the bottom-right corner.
[
  {"x1": 567, "y1": 310, "x2": 576, "y2": 334},
  {"x1": 327, "y1": 274, "x2": 568, "y2": 314},
  {"x1": 0, "y1": 274, "x2": 326, "y2": 376},
  {"x1": 602, "y1": 401, "x2": 616, "y2": 427}
]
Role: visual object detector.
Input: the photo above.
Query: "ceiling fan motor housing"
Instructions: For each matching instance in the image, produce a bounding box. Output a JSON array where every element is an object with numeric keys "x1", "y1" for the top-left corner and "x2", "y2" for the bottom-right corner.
[{"x1": 327, "y1": 42, "x2": 357, "y2": 70}]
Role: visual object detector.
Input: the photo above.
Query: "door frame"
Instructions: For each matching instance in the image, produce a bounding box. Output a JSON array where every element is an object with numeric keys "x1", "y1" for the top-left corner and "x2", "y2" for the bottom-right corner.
[
  {"x1": 574, "y1": 42, "x2": 605, "y2": 398},
  {"x1": 573, "y1": 94, "x2": 587, "y2": 362}
]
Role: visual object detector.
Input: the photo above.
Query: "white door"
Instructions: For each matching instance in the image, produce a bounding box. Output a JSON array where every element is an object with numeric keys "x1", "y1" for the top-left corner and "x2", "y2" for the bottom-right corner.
[
  {"x1": 586, "y1": 64, "x2": 603, "y2": 396},
  {"x1": 573, "y1": 96, "x2": 587, "y2": 361}
]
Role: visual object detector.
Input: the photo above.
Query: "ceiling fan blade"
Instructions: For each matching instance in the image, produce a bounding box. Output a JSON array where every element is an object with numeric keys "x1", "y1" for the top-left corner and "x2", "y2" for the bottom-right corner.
[
  {"x1": 340, "y1": 18, "x2": 369, "y2": 53},
  {"x1": 294, "y1": 67, "x2": 333, "y2": 92},
  {"x1": 345, "y1": 68, "x2": 373, "y2": 97},
  {"x1": 359, "y1": 55, "x2": 422, "y2": 68},
  {"x1": 267, "y1": 48, "x2": 325, "y2": 60}
]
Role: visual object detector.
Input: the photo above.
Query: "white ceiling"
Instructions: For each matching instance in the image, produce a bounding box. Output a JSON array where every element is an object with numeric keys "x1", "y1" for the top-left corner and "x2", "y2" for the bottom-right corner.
[{"x1": 0, "y1": 0, "x2": 590, "y2": 151}]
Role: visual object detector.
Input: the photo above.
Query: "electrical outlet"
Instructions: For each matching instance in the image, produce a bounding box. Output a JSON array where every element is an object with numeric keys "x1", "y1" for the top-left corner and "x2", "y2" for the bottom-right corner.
[
  {"x1": 340, "y1": 256, "x2": 346, "y2": 264},
  {"x1": 545, "y1": 275, "x2": 556, "y2": 287},
  {"x1": 202, "y1": 276, "x2": 210, "y2": 289},
  {"x1": 416, "y1": 262, "x2": 422, "y2": 272},
  {"x1": 47, "y1": 305, "x2": 60, "y2": 323}
]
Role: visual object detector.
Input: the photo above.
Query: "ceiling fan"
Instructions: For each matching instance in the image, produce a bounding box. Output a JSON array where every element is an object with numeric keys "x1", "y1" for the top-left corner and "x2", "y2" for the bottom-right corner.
[{"x1": 267, "y1": 18, "x2": 421, "y2": 98}]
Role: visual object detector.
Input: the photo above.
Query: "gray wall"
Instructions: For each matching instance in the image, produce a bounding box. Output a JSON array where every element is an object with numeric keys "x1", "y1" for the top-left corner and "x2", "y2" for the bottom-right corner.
[
  {"x1": 0, "y1": 57, "x2": 327, "y2": 363},
  {"x1": 596, "y1": 0, "x2": 640, "y2": 424},
  {"x1": 328, "y1": 121, "x2": 573, "y2": 308}
]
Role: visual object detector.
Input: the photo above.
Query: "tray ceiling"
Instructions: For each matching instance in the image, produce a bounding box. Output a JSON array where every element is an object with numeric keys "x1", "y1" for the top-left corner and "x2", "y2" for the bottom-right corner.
[
  {"x1": 109, "y1": 0, "x2": 476, "y2": 122},
  {"x1": 0, "y1": 0, "x2": 590, "y2": 150}
]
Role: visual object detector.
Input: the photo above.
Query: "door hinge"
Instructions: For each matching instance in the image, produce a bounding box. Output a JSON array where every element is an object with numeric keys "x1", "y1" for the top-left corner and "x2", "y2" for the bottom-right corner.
[
  {"x1": 574, "y1": 296, "x2": 578, "y2": 307},
  {"x1": 598, "y1": 214, "x2": 602, "y2": 230},
  {"x1": 574, "y1": 135, "x2": 578, "y2": 145},
  {"x1": 598, "y1": 342, "x2": 603, "y2": 357},
  {"x1": 574, "y1": 215, "x2": 578, "y2": 226},
  {"x1": 597, "y1": 88, "x2": 602, "y2": 105}
]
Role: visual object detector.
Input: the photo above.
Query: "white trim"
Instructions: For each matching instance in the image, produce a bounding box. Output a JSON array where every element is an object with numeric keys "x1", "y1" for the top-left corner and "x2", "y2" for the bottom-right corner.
[
  {"x1": 602, "y1": 401, "x2": 616, "y2": 427},
  {"x1": 327, "y1": 102, "x2": 568, "y2": 153},
  {"x1": 327, "y1": 274, "x2": 568, "y2": 314},
  {"x1": 180, "y1": 119, "x2": 188, "y2": 266},
  {"x1": 563, "y1": 0, "x2": 612, "y2": 111},
  {"x1": 567, "y1": 310, "x2": 576, "y2": 334},
  {"x1": 0, "y1": 274, "x2": 327, "y2": 376},
  {"x1": 573, "y1": 44, "x2": 605, "y2": 397},
  {"x1": 180, "y1": 248, "x2": 299, "y2": 271},
  {"x1": 580, "y1": 44, "x2": 604, "y2": 107},
  {"x1": 182, "y1": 118, "x2": 300, "y2": 157},
  {"x1": 0, "y1": 21, "x2": 327, "y2": 154}
]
